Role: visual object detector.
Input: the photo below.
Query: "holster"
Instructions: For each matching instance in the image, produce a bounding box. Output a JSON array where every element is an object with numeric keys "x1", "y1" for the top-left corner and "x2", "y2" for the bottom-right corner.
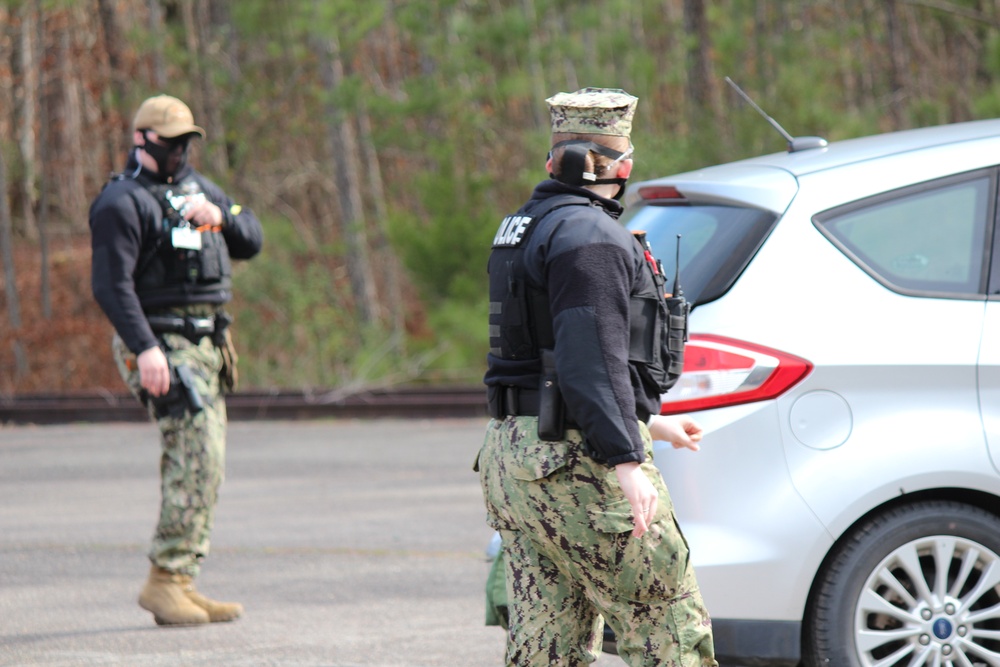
[
  {"x1": 537, "y1": 348, "x2": 565, "y2": 441},
  {"x1": 212, "y1": 311, "x2": 238, "y2": 393},
  {"x1": 217, "y1": 327, "x2": 239, "y2": 393}
]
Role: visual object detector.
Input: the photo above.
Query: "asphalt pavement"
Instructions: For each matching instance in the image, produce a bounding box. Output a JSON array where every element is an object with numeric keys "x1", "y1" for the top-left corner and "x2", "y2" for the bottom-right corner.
[{"x1": 0, "y1": 418, "x2": 628, "y2": 667}]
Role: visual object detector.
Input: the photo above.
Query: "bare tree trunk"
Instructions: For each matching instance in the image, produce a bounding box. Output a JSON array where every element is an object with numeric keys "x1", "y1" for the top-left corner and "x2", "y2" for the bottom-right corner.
[
  {"x1": 622, "y1": 0, "x2": 645, "y2": 95},
  {"x1": 362, "y1": 0, "x2": 405, "y2": 343},
  {"x1": 204, "y1": 0, "x2": 232, "y2": 172},
  {"x1": 319, "y1": 28, "x2": 377, "y2": 326},
  {"x1": 179, "y1": 2, "x2": 207, "y2": 124},
  {"x1": 382, "y1": 0, "x2": 404, "y2": 92},
  {"x1": 683, "y1": 0, "x2": 709, "y2": 110},
  {"x1": 97, "y1": 0, "x2": 128, "y2": 162},
  {"x1": 521, "y1": 0, "x2": 547, "y2": 130},
  {"x1": 944, "y1": 21, "x2": 977, "y2": 122},
  {"x1": 147, "y1": 0, "x2": 166, "y2": 89},
  {"x1": 860, "y1": 0, "x2": 880, "y2": 114},
  {"x1": 56, "y1": 12, "x2": 87, "y2": 230},
  {"x1": 0, "y1": 147, "x2": 28, "y2": 378},
  {"x1": 193, "y1": 0, "x2": 228, "y2": 175},
  {"x1": 447, "y1": 0, "x2": 475, "y2": 214},
  {"x1": 884, "y1": 0, "x2": 907, "y2": 129},
  {"x1": 36, "y1": 0, "x2": 51, "y2": 319},
  {"x1": 683, "y1": 0, "x2": 728, "y2": 157},
  {"x1": 358, "y1": 106, "x2": 401, "y2": 341},
  {"x1": 904, "y1": 3, "x2": 933, "y2": 117},
  {"x1": 13, "y1": 2, "x2": 39, "y2": 241},
  {"x1": 832, "y1": 2, "x2": 862, "y2": 116},
  {"x1": 752, "y1": 2, "x2": 772, "y2": 97},
  {"x1": 97, "y1": 0, "x2": 124, "y2": 99},
  {"x1": 177, "y1": 0, "x2": 222, "y2": 174}
]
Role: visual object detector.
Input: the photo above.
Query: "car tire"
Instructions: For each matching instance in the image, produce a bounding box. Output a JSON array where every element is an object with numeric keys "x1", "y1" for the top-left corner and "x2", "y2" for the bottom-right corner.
[{"x1": 803, "y1": 500, "x2": 1000, "y2": 666}]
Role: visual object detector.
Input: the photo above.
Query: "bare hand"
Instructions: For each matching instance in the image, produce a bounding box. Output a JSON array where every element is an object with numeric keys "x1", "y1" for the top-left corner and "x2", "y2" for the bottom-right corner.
[
  {"x1": 136, "y1": 346, "x2": 171, "y2": 397},
  {"x1": 648, "y1": 414, "x2": 704, "y2": 451},
  {"x1": 185, "y1": 198, "x2": 223, "y2": 230},
  {"x1": 615, "y1": 462, "x2": 658, "y2": 538}
]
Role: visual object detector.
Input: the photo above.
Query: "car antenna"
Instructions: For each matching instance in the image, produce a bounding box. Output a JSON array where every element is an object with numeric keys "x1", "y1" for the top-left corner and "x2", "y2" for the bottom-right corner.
[
  {"x1": 673, "y1": 234, "x2": 683, "y2": 298},
  {"x1": 724, "y1": 76, "x2": 828, "y2": 153}
]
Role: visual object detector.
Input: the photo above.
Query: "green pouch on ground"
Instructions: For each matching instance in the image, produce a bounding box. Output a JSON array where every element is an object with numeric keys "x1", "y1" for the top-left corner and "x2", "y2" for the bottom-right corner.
[{"x1": 485, "y1": 544, "x2": 509, "y2": 629}]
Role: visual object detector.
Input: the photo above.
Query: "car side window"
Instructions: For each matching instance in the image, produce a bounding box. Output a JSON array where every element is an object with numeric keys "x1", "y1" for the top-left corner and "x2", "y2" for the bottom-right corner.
[{"x1": 815, "y1": 173, "x2": 993, "y2": 297}]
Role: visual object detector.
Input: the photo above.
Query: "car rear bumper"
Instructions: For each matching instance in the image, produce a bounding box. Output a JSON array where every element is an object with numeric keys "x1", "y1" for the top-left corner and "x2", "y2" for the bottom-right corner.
[{"x1": 712, "y1": 618, "x2": 800, "y2": 666}]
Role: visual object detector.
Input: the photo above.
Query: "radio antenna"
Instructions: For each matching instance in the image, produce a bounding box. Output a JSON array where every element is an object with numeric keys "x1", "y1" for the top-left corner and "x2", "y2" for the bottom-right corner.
[
  {"x1": 674, "y1": 234, "x2": 683, "y2": 298},
  {"x1": 724, "y1": 77, "x2": 827, "y2": 153}
]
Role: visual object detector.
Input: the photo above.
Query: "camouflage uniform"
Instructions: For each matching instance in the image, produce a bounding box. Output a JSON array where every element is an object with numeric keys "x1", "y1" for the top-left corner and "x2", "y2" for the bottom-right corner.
[
  {"x1": 113, "y1": 327, "x2": 226, "y2": 578},
  {"x1": 91, "y1": 94, "x2": 260, "y2": 625},
  {"x1": 478, "y1": 417, "x2": 716, "y2": 667},
  {"x1": 480, "y1": 88, "x2": 717, "y2": 666}
]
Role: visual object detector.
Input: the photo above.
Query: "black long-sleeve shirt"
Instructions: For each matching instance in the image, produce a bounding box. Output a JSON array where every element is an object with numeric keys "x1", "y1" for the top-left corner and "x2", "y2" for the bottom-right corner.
[
  {"x1": 485, "y1": 180, "x2": 658, "y2": 466},
  {"x1": 90, "y1": 151, "x2": 263, "y2": 354}
]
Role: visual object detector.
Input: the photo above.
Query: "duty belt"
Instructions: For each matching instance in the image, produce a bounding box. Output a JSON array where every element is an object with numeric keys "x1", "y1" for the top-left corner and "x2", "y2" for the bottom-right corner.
[
  {"x1": 487, "y1": 385, "x2": 579, "y2": 428},
  {"x1": 488, "y1": 385, "x2": 539, "y2": 418},
  {"x1": 147, "y1": 313, "x2": 216, "y2": 342}
]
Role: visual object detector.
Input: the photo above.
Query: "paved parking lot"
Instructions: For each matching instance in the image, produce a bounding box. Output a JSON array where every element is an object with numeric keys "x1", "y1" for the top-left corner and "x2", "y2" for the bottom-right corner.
[{"x1": 0, "y1": 418, "x2": 628, "y2": 666}]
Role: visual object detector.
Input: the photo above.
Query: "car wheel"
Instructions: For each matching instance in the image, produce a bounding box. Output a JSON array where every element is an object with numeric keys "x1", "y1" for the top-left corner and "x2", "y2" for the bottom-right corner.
[{"x1": 803, "y1": 500, "x2": 1000, "y2": 666}]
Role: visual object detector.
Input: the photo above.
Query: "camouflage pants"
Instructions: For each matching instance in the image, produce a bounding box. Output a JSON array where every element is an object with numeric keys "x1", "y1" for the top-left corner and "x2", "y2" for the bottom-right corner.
[
  {"x1": 477, "y1": 416, "x2": 717, "y2": 667},
  {"x1": 112, "y1": 332, "x2": 227, "y2": 578}
]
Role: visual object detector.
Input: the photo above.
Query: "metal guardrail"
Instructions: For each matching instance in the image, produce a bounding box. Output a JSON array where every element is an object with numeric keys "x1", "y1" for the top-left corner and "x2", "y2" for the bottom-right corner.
[{"x1": 0, "y1": 386, "x2": 489, "y2": 425}]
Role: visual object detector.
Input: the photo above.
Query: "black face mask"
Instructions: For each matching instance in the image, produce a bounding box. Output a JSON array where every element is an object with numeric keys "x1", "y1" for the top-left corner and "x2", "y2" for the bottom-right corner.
[{"x1": 141, "y1": 130, "x2": 192, "y2": 177}]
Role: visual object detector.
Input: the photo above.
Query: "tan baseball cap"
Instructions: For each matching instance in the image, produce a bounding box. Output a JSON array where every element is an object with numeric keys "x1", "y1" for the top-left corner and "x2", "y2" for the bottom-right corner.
[
  {"x1": 132, "y1": 95, "x2": 205, "y2": 139},
  {"x1": 546, "y1": 87, "x2": 638, "y2": 137}
]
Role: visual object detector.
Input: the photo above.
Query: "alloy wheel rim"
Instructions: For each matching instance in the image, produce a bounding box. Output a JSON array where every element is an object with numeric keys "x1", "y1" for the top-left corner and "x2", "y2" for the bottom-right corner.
[{"x1": 854, "y1": 535, "x2": 1000, "y2": 666}]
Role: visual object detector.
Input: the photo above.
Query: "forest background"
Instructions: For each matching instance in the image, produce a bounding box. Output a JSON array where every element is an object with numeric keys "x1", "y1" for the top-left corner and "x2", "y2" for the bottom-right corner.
[{"x1": 1, "y1": 0, "x2": 999, "y2": 397}]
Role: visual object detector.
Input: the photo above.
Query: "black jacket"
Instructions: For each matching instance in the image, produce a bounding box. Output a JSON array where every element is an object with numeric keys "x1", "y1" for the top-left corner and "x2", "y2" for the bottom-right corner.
[
  {"x1": 90, "y1": 151, "x2": 263, "y2": 354},
  {"x1": 484, "y1": 179, "x2": 659, "y2": 466}
]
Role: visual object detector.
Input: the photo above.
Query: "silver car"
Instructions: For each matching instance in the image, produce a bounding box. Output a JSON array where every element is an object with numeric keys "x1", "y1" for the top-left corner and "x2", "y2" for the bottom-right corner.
[{"x1": 623, "y1": 119, "x2": 1000, "y2": 667}]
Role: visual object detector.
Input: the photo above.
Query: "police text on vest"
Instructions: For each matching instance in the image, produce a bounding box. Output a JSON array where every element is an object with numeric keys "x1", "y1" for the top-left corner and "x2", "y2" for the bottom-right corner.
[{"x1": 493, "y1": 215, "x2": 533, "y2": 247}]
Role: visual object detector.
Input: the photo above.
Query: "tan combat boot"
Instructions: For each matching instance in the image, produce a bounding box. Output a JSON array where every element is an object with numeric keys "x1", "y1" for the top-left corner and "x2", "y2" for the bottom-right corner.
[
  {"x1": 179, "y1": 575, "x2": 244, "y2": 622},
  {"x1": 138, "y1": 565, "x2": 210, "y2": 626}
]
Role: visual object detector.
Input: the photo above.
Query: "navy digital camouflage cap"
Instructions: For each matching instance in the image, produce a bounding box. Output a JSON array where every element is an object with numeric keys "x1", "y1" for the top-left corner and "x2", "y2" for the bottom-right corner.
[{"x1": 546, "y1": 87, "x2": 638, "y2": 137}]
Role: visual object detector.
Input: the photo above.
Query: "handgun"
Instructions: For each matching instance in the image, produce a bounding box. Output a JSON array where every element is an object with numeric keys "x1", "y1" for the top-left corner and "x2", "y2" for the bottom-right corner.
[{"x1": 143, "y1": 361, "x2": 204, "y2": 419}]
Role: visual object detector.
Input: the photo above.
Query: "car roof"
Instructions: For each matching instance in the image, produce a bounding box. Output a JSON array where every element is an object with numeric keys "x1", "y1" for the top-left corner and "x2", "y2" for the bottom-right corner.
[
  {"x1": 628, "y1": 118, "x2": 1000, "y2": 213},
  {"x1": 727, "y1": 118, "x2": 1000, "y2": 176}
]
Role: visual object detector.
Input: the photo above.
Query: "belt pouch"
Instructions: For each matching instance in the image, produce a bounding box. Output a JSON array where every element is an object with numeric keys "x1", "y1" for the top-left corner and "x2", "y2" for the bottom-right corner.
[
  {"x1": 486, "y1": 385, "x2": 503, "y2": 419},
  {"x1": 537, "y1": 348, "x2": 565, "y2": 441},
  {"x1": 218, "y1": 326, "x2": 239, "y2": 392}
]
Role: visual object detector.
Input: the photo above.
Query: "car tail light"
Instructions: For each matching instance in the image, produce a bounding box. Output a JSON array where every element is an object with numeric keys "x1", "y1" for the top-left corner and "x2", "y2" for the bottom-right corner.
[
  {"x1": 660, "y1": 334, "x2": 813, "y2": 415},
  {"x1": 637, "y1": 185, "x2": 686, "y2": 201}
]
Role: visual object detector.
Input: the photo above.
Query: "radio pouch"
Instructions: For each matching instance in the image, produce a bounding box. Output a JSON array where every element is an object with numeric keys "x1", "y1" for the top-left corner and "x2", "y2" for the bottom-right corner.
[{"x1": 538, "y1": 348, "x2": 565, "y2": 441}]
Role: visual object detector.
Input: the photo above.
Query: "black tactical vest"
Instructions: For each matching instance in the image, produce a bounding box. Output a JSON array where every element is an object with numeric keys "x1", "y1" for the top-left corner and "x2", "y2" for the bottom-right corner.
[
  {"x1": 128, "y1": 173, "x2": 234, "y2": 308},
  {"x1": 488, "y1": 196, "x2": 686, "y2": 393}
]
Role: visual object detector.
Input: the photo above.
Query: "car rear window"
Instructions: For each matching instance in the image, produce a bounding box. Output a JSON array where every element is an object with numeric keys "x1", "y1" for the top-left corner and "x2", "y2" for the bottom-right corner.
[
  {"x1": 623, "y1": 203, "x2": 779, "y2": 306},
  {"x1": 814, "y1": 171, "x2": 993, "y2": 298}
]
